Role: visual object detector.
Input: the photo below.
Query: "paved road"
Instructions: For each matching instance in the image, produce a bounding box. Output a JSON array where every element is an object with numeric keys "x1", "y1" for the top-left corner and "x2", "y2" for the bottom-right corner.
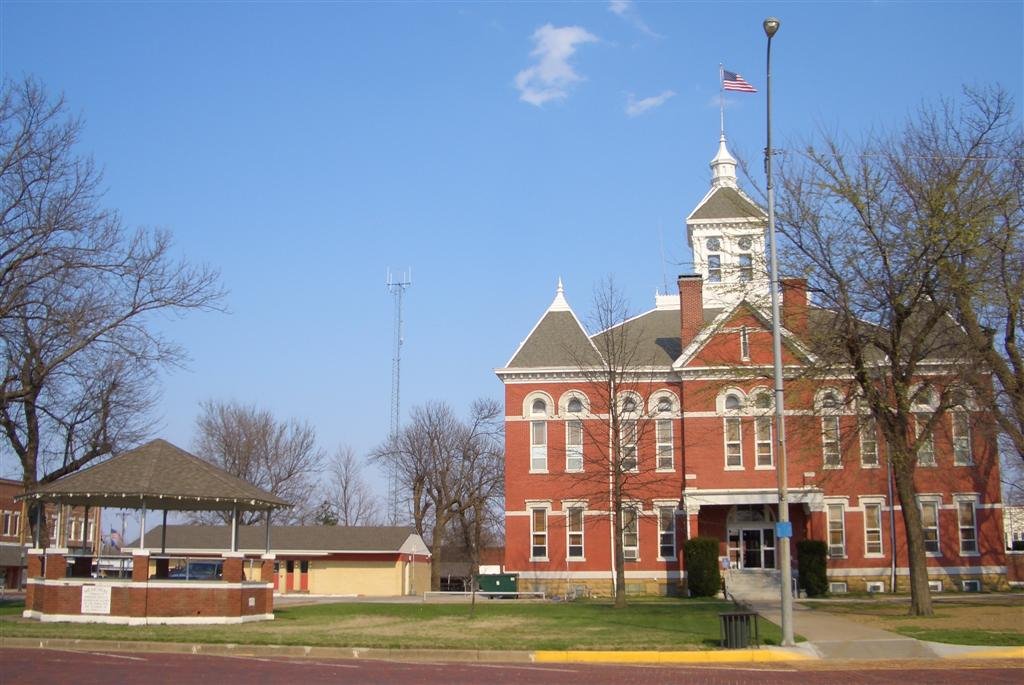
[{"x1": 4, "y1": 648, "x2": 1022, "y2": 684}]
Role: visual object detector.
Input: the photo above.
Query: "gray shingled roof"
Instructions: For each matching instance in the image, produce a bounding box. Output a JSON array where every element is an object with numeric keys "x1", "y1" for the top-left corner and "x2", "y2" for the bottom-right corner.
[
  {"x1": 689, "y1": 187, "x2": 764, "y2": 221},
  {"x1": 130, "y1": 525, "x2": 418, "y2": 553},
  {"x1": 591, "y1": 308, "x2": 685, "y2": 367},
  {"x1": 18, "y1": 439, "x2": 290, "y2": 511},
  {"x1": 507, "y1": 310, "x2": 601, "y2": 368}
]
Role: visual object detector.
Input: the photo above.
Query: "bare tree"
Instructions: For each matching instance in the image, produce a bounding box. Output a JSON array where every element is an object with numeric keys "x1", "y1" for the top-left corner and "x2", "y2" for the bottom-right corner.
[
  {"x1": 0, "y1": 78, "x2": 224, "y2": 541},
  {"x1": 773, "y1": 86, "x2": 1019, "y2": 615},
  {"x1": 324, "y1": 444, "x2": 379, "y2": 526},
  {"x1": 192, "y1": 399, "x2": 323, "y2": 524},
  {"x1": 562, "y1": 276, "x2": 667, "y2": 608},
  {"x1": 372, "y1": 398, "x2": 503, "y2": 591}
]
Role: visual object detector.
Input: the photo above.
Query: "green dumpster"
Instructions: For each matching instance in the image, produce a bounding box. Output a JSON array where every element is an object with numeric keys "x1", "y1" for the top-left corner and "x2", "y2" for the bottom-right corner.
[{"x1": 478, "y1": 573, "x2": 518, "y2": 597}]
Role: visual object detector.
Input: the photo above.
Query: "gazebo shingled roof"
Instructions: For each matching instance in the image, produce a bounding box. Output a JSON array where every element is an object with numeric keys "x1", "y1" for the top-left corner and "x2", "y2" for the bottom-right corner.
[{"x1": 17, "y1": 438, "x2": 291, "y2": 512}]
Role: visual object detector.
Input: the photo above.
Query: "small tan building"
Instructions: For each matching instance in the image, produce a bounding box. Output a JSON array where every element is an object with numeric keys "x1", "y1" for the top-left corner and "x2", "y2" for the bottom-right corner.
[{"x1": 135, "y1": 525, "x2": 431, "y2": 597}]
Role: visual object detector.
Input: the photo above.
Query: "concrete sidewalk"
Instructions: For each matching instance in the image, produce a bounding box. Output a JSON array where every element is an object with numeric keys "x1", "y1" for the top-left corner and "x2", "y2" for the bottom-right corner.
[{"x1": 746, "y1": 599, "x2": 1019, "y2": 660}]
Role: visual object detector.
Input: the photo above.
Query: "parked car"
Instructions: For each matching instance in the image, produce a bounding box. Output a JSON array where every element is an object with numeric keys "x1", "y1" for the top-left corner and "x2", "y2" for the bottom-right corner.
[{"x1": 167, "y1": 561, "x2": 223, "y2": 580}]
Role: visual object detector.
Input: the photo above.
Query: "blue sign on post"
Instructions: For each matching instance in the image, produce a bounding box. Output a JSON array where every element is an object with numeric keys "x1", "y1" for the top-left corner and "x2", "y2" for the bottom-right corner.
[{"x1": 775, "y1": 521, "x2": 793, "y2": 539}]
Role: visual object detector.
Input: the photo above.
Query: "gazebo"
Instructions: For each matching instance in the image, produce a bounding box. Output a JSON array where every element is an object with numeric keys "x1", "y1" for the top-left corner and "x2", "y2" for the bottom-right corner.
[{"x1": 17, "y1": 439, "x2": 291, "y2": 624}]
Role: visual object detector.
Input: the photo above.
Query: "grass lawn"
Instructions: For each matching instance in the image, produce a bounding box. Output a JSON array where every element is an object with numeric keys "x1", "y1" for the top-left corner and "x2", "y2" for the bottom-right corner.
[
  {"x1": 0, "y1": 597, "x2": 782, "y2": 650},
  {"x1": 805, "y1": 596, "x2": 1024, "y2": 646}
]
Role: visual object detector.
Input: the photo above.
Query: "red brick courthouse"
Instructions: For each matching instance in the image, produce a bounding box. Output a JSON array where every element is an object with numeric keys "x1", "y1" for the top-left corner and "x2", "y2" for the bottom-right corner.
[
  {"x1": 18, "y1": 439, "x2": 289, "y2": 624},
  {"x1": 496, "y1": 134, "x2": 1007, "y2": 598}
]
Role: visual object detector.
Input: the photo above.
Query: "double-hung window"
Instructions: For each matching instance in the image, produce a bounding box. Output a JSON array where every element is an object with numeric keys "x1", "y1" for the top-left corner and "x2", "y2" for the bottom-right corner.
[
  {"x1": 725, "y1": 417, "x2": 742, "y2": 468},
  {"x1": 622, "y1": 507, "x2": 639, "y2": 560},
  {"x1": 567, "y1": 507, "x2": 584, "y2": 560},
  {"x1": 656, "y1": 419, "x2": 674, "y2": 470},
  {"x1": 708, "y1": 254, "x2": 722, "y2": 282},
  {"x1": 952, "y1": 411, "x2": 972, "y2": 466},
  {"x1": 822, "y1": 416, "x2": 841, "y2": 468},
  {"x1": 755, "y1": 417, "x2": 773, "y2": 467},
  {"x1": 658, "y1": 506, "x2": 676, "y2": 559},
  {"x1": 915, "y1": 417, "x2": 936, "y2": 466},
  {"x1": 1, "y1": 512, "x2": 11, "y2": 537},
  {"x1": 565, "y1": 419, "x2": 583, "y2": 472},
  {"x1": 738, "y1": 253, "x2": 753, "y2": 281},
  {"x1": 957, "y1": 499, "x2": 978, "y2": 555},
  {"x1": 860, "y1": 418, "x2": 879, "y2": 467},
  {"x1": 827, "y1": 503, "x2": 846, "y2": 558},
  {"x1": 920, "y1": 500, "x2": 940, "y2": 554},
  {"x1": 863, "y1": 503, "x2": 883, "y2": 556},
  {"x1": 530, "y1": 421, "x2": 547, "y2": 472},
  {"x1": 620, "y1": 420, "x2": 638, "y2": 471},
  {"x1": 530, "y1": 508, "x2": 548, "y2": 559}
]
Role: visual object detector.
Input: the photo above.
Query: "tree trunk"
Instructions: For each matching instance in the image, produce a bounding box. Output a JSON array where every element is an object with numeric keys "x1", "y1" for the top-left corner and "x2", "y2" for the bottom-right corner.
[
  {"x1": 891, "y1": 457, "x2": 933, "y2": 616},
  {"x1": 611, "y1": 471, "x2": 626, "y2": 609},
  {"x1": 430, "y1": 516, "x2": 447, "y2": 592}
]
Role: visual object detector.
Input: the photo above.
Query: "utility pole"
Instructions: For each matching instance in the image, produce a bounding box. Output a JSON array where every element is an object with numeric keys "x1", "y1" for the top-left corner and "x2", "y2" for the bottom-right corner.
[{"x1": 386, "y1": 269, "x2": 412, "y2": 525}]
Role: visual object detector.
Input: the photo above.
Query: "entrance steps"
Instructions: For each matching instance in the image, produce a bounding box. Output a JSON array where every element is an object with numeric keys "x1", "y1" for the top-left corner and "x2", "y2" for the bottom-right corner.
[{"x1": 724, "y1": 569, "x2": 785, "y2": 602}]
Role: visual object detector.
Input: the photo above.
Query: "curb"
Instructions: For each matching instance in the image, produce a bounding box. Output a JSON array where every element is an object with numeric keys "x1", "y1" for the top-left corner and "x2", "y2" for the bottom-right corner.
[{"x1": 534, "y1": 648, "x2": 812, "y2": 664}]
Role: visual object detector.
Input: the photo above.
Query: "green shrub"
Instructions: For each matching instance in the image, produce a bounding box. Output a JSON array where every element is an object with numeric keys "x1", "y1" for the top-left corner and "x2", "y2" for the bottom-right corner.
[
  {"x1": 684, "y1": 537, "x2": 722, "y2": 597},
  {"x1": 797, "y1": 539, "x2": 829, "y2": 597}
]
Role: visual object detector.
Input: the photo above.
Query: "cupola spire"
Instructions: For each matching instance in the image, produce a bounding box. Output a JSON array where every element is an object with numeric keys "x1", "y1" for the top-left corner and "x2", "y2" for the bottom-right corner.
[{"x1": 710, "y1": 133, "x2": 738, "y2": 188}]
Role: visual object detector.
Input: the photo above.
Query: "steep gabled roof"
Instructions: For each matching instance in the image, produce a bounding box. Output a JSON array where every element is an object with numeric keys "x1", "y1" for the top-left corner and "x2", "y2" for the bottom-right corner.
[{"x1": 504, "y1": 280, "x2": 601, "y2": 368}]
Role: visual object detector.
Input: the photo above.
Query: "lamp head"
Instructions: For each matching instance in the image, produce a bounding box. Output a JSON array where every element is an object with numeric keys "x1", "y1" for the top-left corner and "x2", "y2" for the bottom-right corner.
[{"x1": 763, "y1": 17, "x2": 780, "y2": 38}]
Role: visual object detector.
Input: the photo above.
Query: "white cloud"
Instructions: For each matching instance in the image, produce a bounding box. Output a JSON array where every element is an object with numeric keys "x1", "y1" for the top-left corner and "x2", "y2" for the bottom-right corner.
[
  {"x1": 626, "y1": 90, "x2": 676, "y2": 117},
  {"x1": 608, "y1": 0, "x2": 631, "y2": 16},
  {"x1": 607, "y1": 0, "x2": 661, "y2": 38},
  {"x1": 515, "y1": 24, "x2": 599, "y2": 107}
]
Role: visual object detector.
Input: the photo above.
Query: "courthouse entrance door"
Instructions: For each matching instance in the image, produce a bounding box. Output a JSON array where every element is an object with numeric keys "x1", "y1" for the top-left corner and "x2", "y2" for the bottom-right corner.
[{"x1": 725, "y1": 504, "x2": 777, "y2": 570}]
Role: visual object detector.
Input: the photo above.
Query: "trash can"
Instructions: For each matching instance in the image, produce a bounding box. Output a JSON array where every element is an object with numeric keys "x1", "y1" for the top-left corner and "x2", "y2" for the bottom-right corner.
[{"x1": 719, "y1": 611, "x2": 758, "y2": 648}]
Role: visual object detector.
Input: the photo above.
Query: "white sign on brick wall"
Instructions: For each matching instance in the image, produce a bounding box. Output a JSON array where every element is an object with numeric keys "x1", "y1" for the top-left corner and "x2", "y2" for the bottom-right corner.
[{"x1": 80, "y1": 584, "x2": 112, "y2": 614}]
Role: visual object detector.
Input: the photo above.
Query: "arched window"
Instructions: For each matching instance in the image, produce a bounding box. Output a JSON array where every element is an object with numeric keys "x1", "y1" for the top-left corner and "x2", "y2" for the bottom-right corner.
[
  {"x1": 532, "y1": 398, "x2": 547, "y2": 416},
  {"x1": 725, "y1": 394, "x2": 742, "y2": 411},
  {"x1": 567, "y1": 397, "x2": 583, "y2": 414}
]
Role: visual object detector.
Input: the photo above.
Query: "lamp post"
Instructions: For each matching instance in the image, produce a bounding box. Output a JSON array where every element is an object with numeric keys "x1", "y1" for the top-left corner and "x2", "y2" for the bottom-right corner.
[{"x1": 763, "y1": 15, "x2": 794, "y2": 647}]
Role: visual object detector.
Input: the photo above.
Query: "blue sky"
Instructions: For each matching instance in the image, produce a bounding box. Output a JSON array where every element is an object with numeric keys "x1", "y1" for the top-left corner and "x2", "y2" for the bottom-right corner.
[{"x1": 2, "y1": 1, "x2": 1022, "y2": 497}]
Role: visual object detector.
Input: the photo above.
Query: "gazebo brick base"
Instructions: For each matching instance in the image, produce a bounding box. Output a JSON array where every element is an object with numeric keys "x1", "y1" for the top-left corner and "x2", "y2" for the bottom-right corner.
[{"x1": 23, "y1": 549, "x2": 275, "y2": 625}]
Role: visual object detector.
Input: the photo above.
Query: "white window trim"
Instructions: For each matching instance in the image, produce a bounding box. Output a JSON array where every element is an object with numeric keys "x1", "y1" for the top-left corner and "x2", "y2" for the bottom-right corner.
[
  {"x1": 822, "y1": 415, "x2": 842, "y2": 469},
  {"x1": 918, "y1": 497, "x2": 942, "y2": 557},
  {"x1": 915, "y1": 416, "x2": 937, "y2": 467},
  {"x1": 754, "y1": 415, "x2": 774, "y2": 470},
  {"x1": 655, "y1": 418, "x2": 674, "y2": 472},
  {"x1": 826, "y1": 500, "x2": 847, "y2": 559},
  {"x1": 528, "y1": 504, "x2": 551, "y2": 562},
  {"x1": 724, "y1": 416, "x2": 743, "y2": 470},
  {"x1": 861, "y1": 499, "x2": 885, "y2": 559},
  {"x1": 565, "y1": 503, "x2": 586, "y2": 562},
  {"x1": 954, "y1": 495, "x2": 980, "y2": 558},
  {"x1": 565, "y1": 418, "x2": 584, "y2": 473},
  {"x1": 860, "y1": 417, "x2": 880, "y2": 469},
  {"x1": 656, "y1": 504, "x2": 678, "y2": 560},
  {"x1": 529, "y1": 419, "x2": 548, "y2": 473},
  {"x1": 952, "y1": 410, "x2": 973, "y2": 466},
  {"x1": 621, "y1": 504, "x2": 640, "y2": 562}
]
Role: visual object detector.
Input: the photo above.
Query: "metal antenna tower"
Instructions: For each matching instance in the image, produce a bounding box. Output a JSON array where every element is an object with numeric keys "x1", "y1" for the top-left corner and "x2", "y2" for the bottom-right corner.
[{"x1": 386, "y1": 268, "x2": 412, "y2": 524}]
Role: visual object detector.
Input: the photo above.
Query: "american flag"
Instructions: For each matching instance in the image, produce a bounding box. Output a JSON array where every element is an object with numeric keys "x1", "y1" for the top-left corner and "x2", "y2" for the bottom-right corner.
[{"x1": 722, "y1": 69, "x2": 757, "y2": 93}]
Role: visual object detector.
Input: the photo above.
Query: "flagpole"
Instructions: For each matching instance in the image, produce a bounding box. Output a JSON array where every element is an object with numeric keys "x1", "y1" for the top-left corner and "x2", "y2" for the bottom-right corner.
[{"x1": 718, "y1": 63, "x2": 725, "y2": 136}]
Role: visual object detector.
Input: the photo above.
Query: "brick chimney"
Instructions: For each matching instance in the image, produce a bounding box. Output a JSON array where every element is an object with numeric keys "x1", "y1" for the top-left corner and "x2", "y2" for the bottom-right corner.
[
  {"x1": 678, "y1": 274, "x2": 704, "y2": 349},
  {"x1": 781, "y1": 277, "x2": 808, "y2": 337}
]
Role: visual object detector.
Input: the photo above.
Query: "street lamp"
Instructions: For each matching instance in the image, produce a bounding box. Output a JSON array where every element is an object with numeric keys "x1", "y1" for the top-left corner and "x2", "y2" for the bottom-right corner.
[{"x1": 764, "y1": 15, "x2": 794, "y2": 648}]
